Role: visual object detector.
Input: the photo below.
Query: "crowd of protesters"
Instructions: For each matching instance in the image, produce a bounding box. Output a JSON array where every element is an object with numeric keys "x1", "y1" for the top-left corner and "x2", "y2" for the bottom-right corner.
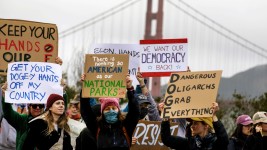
[{"x1": 1, "y1": 62, "x2": 267, "y2": 150}]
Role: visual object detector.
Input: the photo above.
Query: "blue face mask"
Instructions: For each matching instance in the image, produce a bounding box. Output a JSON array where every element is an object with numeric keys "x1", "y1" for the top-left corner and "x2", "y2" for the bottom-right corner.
[{"x1": 104, "y1": 110, "x2": 118, "y2": 124}]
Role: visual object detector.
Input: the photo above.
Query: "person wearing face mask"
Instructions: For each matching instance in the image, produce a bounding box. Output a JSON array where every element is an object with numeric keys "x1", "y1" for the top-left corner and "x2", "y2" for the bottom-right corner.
[
  {"x1": 228, "y1": 114, "x2": 253, "y2": 150},
  {"x1": 80, "y1": 74, "x2": 139, "y2": 150},
  {"x1": 135, "y1": 94, "x2": 151, "y2": 120}
]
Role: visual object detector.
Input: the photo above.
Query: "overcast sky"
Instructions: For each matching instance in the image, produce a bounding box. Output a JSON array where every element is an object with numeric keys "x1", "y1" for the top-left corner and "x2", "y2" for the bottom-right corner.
[{"x1": 1, "y1": 0, "x2": 266, "y2": 48}]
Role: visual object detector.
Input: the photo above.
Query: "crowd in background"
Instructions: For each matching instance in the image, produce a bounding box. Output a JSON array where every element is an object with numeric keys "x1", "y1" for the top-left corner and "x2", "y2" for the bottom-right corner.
[{"x1": 0, "y1": 60, "x2": 267, "y2": 150}]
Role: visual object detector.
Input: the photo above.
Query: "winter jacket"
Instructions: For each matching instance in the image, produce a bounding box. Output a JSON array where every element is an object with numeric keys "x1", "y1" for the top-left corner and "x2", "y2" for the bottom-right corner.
[
  {"x1": 161, "y1": 120, "x2": 229, "y2": 150},
  {"x1": 243, "y1": 132, "x2": 267, "y2": 150},
  {"x1": 75, "y1": 127, "x2": 97, "y2": 150},
  {"x1": 80, "y1": 90, "x2": 139, "y2": 150},
  {"x1": 22, "y1": 114, "x2": 72, "y2": 150},
  {"x1": 2, "y1": 97, "x2": 32, "y2": 150},
  {"x1": 227, "y1": 134, "x2": 250, "y2": 150}
]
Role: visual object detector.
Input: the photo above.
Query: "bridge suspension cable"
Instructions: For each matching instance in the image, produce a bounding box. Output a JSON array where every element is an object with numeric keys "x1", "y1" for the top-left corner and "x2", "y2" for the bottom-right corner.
[
  {"x1": 59, "y1": 0, "x2": 141, "y2": 38},
  {"x1": 167, "y1": 0, "x2": 267, "y2": 59}
]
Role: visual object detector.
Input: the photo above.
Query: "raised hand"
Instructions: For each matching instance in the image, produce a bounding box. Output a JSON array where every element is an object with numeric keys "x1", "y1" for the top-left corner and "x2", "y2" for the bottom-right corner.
[
  {"x1": 126, "y1": 74, "x2": 133, "y2": 89},
  {"x1": 136, "y1": 71, "x2": 145, "y2": 85},
  {"x1": 211, "y1": 102, "x2": 219, "y2": 122},
  {"x1": 55, "y1": 57, "x2": 63, "y2": 65},
  {"x1": 80, "y1": 73, "x2": 86, "y2": 82},
  {"x1": 1, "y1": 82, "x2": 7, "y2": 96}
]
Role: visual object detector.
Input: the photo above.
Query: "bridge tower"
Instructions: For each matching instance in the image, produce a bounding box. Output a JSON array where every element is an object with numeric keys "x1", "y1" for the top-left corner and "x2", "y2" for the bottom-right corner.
[{"x1": 144, "y1": 0, "x2": 164, "y2": 98}]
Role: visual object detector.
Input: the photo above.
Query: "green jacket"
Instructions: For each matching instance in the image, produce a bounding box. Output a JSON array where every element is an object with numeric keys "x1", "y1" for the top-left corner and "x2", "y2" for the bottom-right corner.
[{"x1": 2, "y1": 97, "x2": 33, "y2": 150}]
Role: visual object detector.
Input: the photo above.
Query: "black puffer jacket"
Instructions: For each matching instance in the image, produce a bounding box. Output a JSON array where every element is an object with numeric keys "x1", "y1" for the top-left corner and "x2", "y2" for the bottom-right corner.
[
  {"x1": 243, "y1": 132, "x2": 267, "y2": 150},
  {"x1": 80, "y1": 90, "x2": 139, "y2": 150},
  {"x1": 161, "y1": 120, "x2": 229, "y2": 150},
  {"x1": 22, "y1": 116, "x2": 72, "y2": 150},
  {"x1": 227, "y1": 134, "x2": 250, "y2": 150}
]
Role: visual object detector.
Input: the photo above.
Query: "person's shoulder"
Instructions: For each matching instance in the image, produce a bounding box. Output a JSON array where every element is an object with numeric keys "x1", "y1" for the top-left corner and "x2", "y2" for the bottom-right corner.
[{"x1": 28, "y1": 114, "x2": 47, "y2": 127}]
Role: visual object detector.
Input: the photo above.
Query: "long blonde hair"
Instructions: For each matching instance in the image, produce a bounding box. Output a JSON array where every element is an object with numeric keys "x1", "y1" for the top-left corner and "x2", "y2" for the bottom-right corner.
[{"x1": 43, "y1": 111, "x2": 70, "y2": 135}]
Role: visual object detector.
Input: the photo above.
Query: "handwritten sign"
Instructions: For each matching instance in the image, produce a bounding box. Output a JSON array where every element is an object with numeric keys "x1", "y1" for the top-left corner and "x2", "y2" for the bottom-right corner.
[
  {"x1": 91, "y1": 44, "x2": 139, "y2": 85},
  {"x1": 0, "y1": 19, "x2": 58, "y2": 75},
  {"x1": 140, "y1": 39, "x2": 188, "y2": 77},
  {"x1": 131, "y1": 120, "x2": 179, "y2": 150},
  {"x1": 82, "y1": 54, "x2": 129, "y2": 98},
  {"x1": 5, "y1": 62, "x2": 63, "y2": 103},
  {"x1": 161, "y1": 71, "x2": 222, "y2": 119}
]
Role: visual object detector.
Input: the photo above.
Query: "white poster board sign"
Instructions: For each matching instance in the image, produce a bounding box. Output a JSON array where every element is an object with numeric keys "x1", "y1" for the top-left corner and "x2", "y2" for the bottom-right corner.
[
  {"x1": 140, "y1": 39, "x2": 188, "y2": 77},
  {"x1": 6, "y1": 62, "x2": 63, "y2": 103},
  {"x1": 91, "y1": 44, "x2": 139, "y2": 85}
]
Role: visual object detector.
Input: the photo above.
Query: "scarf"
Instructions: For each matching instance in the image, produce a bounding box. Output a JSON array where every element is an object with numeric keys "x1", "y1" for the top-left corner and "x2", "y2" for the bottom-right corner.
[
  {"x1": 195, "y1": 133, "x2": 217, "y2": 150},
  {"x1": 70, "y1": 114, "x2": 81, "y2": 121}
]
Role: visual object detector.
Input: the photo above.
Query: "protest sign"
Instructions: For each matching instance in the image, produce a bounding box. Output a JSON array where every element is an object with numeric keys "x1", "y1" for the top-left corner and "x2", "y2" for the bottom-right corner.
[
  {"x1": 161, "y1": 70, "x2": 222, "y2": 119},
  {"x1": 82, "y1": 54, "x2": 129, "y2": 98},
  {"x1": 131, "y1": 120, "x2": 179, "y2": 150},
  {"x1": 91, "y1": 44, "x2": 139, "y2": 85},
  {"x1": 5, "y1": 62, "x2": 62, "y2": 103},
  {"x1": 140, "y1": 39, "x2": 188, "y2": 77},
  {"x1": 0, "y1": 19, "x2": 58, "y2": 75}
]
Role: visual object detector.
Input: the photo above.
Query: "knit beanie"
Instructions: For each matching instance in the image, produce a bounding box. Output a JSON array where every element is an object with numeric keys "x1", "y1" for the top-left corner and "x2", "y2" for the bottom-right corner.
[
  {"x1": 46, "y1": 94, "x2": 64, "y2": 110},
  {"x1": 99, "y1": 98, "x2": 120, "y2": 113}
]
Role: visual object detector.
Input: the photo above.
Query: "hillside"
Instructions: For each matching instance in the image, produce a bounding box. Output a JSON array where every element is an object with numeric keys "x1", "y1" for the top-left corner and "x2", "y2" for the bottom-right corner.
[
  {"x1": 161, "y1": 64, "x2": 267, "y2": 99},
  {"x1": 218, "y1": 64, "x2": 267, "y2": 99}
]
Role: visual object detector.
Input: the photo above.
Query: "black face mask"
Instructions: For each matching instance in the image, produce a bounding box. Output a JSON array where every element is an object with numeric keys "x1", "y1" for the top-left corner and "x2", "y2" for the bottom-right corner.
[{"x1": 140, "y1": 107, "x2": 148, "y2": 119}]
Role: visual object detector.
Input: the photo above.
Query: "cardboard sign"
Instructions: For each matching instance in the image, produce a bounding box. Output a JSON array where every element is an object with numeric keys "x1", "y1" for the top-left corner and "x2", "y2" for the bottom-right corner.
[
  {"x1": 131, "y1": 120, "x2": 179, "y2": 150},
  {"x1": 5, "y1": 62, "x2": 63, "y2": 103},
  {"x1": 0, "y1": 19, "x2": 58, "y2": 75},
  {"x1": 140, "y1": 39, "x2": 188, "y2": 77},
  {"x1": 161, "y1": 70, "x2": 222, "y2": 118},
  {"x1": 82, "y1": 54, "x2": 129, "y2": 98},
  {"x1": 91, "y1": 44, "x2": 140, "y2": 86}
]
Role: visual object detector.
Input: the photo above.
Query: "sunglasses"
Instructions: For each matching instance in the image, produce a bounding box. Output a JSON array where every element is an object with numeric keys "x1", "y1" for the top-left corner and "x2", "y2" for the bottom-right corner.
[{"x1": 31, "y1": 104, "x2": 45, "y2": 109}]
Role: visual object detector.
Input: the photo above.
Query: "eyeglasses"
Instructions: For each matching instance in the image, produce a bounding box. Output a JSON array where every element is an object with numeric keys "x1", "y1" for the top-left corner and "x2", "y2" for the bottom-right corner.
[{"x1": 31, "y1": 104, "x2": 45, "y2": 109}]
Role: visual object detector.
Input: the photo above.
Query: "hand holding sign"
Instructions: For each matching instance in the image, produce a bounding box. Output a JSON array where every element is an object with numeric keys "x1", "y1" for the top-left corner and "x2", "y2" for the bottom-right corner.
[
  {"x1": 55, "y1": 57, "x2": 63, "y2": 65},
  {"x1": 126, "y1": 74, "x2": 133, "y2": 89},
  {"x1": 158, "y1": 102, "x2": 164, "y2": 113},
  {"x1": 136, "y1": 71, "x2": 149, "y2": 95},
  {"x1": 1, "y1": 82, "x2": 7, "y2": 96},
  {"x1": 80, "y1": 73, "x2": 86, "y2": 82},
  {"x1": 211, "y1": 102, "x2": 219, "y2": 122},
  {"x1": 136, "y1": 71, "x2": 145, "y2": 85}
]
